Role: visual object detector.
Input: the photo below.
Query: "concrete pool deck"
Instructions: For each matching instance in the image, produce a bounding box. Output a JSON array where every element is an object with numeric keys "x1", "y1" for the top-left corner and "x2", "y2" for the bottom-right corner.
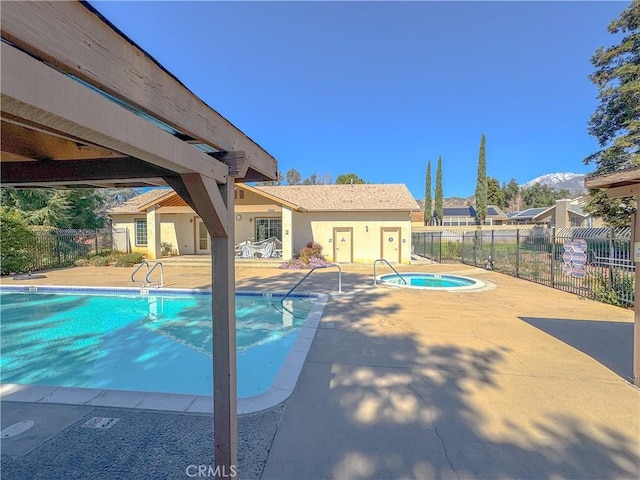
[{"x1": 1, "y1": 262, "x2": 639, "y2": 479}]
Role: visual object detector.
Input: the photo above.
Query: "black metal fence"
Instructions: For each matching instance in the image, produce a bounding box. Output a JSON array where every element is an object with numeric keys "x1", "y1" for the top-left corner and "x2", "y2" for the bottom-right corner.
[
  {"x1": 27, "y1": 229, "x2": 114, "y2": 271},
  {"x1": 413, "y1": 227, "x2": 634, "y2": 307}
]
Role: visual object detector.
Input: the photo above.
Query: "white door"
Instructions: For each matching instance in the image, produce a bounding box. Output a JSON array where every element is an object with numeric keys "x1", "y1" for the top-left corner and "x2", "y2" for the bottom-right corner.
[
  {"x1": 381, "y1": 228, "x2": 401, "y2": 263},
  {"x1": 196, "y1": 219, "x2": 210, "y2": 254},
  {"x1": 333, "y1": 228, "x2": 353, "y2": 263}
]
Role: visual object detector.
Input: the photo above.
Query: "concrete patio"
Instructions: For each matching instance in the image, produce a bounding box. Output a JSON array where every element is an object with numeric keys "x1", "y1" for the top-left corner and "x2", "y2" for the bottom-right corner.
[{"x1": 1, "y1": 261, "x2": 639, "y2": 479}]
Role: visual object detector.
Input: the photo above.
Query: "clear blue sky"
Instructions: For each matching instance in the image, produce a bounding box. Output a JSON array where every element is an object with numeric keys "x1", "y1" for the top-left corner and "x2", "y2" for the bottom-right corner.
[{"x1": 91, "y1": 1, "x2": 627, "y2": 199}]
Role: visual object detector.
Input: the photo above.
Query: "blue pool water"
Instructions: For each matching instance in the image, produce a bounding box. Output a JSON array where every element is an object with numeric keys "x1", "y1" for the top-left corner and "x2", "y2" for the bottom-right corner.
[
  {"x1": 0, "y1": 288, "x2": 316, "y2": 397},
  {"x1": 378, "y1": 273, "x2": 484, "y2": 289}
]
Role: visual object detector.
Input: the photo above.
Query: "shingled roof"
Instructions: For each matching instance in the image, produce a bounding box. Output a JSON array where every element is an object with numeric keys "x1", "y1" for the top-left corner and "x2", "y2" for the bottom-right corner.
[
  {"x1": 109, "y1": 188, "x2": 172, "y2": 214},
  {"x1": 255, "y1": 184, "x2": 420, "y2": 211}
]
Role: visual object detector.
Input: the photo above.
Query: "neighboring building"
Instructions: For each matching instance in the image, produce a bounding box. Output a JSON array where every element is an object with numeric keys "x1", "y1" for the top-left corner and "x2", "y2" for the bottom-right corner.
[
  {"x1": 109, "y1": 183, "x2": 419, "y2": 263},
  {"x1": 506, "y1": 198, "x2": 600, "y2": 228},
  {"x1": 411, "y1": 205, "x2": 508, "y2": 226}
]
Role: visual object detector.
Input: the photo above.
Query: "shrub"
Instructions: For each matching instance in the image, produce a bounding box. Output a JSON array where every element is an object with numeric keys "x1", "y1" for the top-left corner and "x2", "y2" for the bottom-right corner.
[
  {"x1": 74, "y1": 259, "x2": 88, "y2": 267},
  {"x1": 592, "y1": 270, "x2": 634, "y2": 307},
  {"x1": 280, "y1": 241, "x2": 331, "y2": 269},
  {"x1": 0, "y1": 207, "x2": 35, "y2": 275},
  {"x1": 161, "y1": 242, "x2": 177, "y2": 256},
  {"x1": 115, "y1": 252, "x2": 144, "y2": 267},
  {"x1": 90, "y1": 256, "x2": 110, "y2": 267}
]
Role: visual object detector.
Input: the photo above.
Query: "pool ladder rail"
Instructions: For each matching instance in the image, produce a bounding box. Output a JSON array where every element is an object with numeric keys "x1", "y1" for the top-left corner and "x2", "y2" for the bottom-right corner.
[
  {"x1": 131, "y1": 261, "x2": 164, "y2": 288},
  {"x1": 280, "y1": 263, "x2": 343, "y2": 307},
  {"x1": 373, "y1": 258, "x2": 407, "y2": 286}
]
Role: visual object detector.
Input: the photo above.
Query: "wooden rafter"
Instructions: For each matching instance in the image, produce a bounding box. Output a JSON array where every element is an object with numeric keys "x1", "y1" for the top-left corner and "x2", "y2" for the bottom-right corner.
[{"x1": 1, "y1": 42, "x2": 228, "y2": 183}]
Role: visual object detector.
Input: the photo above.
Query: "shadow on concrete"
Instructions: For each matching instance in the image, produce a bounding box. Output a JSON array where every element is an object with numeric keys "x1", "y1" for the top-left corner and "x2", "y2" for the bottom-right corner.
[
  {"x1": 520, "y1": 317, "x2": 633, "y2": 382},
  {"x1": 264, "y1": 318, "x2": 640, "y2": 479}
]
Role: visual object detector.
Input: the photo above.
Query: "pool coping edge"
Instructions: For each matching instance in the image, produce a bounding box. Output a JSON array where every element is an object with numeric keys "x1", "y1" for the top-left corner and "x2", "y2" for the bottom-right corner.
[{"x1": 0, "y1": 287, "x2": 329, "y2": 415}]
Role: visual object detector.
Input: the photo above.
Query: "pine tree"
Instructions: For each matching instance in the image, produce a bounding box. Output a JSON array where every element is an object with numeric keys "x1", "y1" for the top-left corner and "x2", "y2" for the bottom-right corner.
[
  {"x1": 435, "y1": 156, "x2": 443, "y2": 225},
  {"x1": 475, "y1": 134, "x2": 487, "y2": 224},
  {"x1": 585, "y1": 1, "x2": 640, "y2": 226},
  {"x1": 424, "y1": 161, "x2": 432, "y2": 225}
]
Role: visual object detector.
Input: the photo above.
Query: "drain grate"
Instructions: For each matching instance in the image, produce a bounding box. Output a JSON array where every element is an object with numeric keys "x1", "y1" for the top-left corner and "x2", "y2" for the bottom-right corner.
[
  {"x1": 1, "y1": 420, "x2": 36, "y2": 438},
  {"x1": 81, "y1": 417, "x2": 120, "y2": 429}
]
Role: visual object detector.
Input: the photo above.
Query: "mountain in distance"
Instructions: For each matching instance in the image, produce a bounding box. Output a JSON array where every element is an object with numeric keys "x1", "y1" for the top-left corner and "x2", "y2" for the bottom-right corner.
[
  {"x1": 418, "y1": 172, "x2": 588, "y2": 208},
  {"x1": 520, "y1": 172, "x2": 586, "y2": 194}
]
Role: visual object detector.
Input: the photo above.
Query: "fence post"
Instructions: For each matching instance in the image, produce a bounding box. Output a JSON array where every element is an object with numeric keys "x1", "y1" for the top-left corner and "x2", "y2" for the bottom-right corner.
[
  {"x1": 550, "y1": 227, "x2": 556, "y2": 288},
  {"x1": 609, "y1": 227, "x2": 615, "y2": 290},
  {"x1": 473, "y1": 230, "x2": 478, "y2": 266},
  {"x1": 516, "y1": 229, "x2": 520, "y2": 278},
  {"x1": 56, "y1": 236, "x2": 61, "y2": 266},
  {"x1": 461, "y1": 231, "x2": 465, "y2": 263},
  {"x1": 95, "y1": 229, "x2": 99, "y2": 254},
  {"x1": 438, "y1": 231, "x2": 442, "y2": 263},
  {"x1": 491, "y1": 229, "x2": 495, "y2": 265}
]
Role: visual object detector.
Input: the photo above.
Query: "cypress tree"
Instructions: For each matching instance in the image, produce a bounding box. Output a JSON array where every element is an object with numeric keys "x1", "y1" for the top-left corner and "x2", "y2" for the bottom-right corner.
[
  {"x1": 424, "y1": 161, "x2": 432, "y2": 225},
  {"x1": 475, "y1": 134, "x2": 487, "y2": 224},
  {"x1": 435, "y1": 156, "x2": 443, "y2": 225}
]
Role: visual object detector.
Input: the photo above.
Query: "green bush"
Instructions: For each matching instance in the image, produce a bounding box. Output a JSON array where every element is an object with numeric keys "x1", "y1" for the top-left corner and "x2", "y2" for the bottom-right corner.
[
  {"x1": 441, "y1": 241, "x2": 462, "y2": 260},
  {"x1": 161, "y1": 242, "x2": 177, "y2": 256},
  {"x1": 87, "y1": 250, "x2": 113, "y2": 259},
  {"x1": 593, "y1": 270, "x2": 635, "y2": 307},
  {"x1": 74, "y1": 259, "x2": 88, "y2": 267},
  {"x1": 115, "y1": 252, "x2": 144, "y2": 267},
  {"x1": 90, "y1": 256, "x2": 110, "y2": 267},
  {"x1": 0, "y1": 207, "x2": 35, "y2": 275}
]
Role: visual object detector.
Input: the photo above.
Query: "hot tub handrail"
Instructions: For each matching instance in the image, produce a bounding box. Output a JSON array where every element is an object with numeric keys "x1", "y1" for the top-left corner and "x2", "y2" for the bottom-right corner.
[
  {"x1": 131, "y1": 261, "x2": 150, "y2": 286},
  {"x1": 373, "y1": 259, "x2": 407, "y2": 285},
  {"x1": 145, "y1": 261, "x2": 164, "y2": 288},
  {"x1": 281, "y1": 263, "x2": 342, "y2": 305}
]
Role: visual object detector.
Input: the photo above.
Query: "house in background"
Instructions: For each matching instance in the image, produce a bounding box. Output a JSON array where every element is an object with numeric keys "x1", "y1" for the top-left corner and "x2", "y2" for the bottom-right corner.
[
  {"x1": 109, "y1": 183, "x2": 420, "y2": 263},
  {"x1": 507, "y1": 198, "x2": 600, "y2": 227},
  {"x1": 410, "y1": 205, "x2": 508, "y2": 226}
]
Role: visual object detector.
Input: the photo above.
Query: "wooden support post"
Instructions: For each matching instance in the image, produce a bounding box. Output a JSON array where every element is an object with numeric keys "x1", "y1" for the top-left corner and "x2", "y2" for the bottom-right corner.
[
  {"x1": 212, "y1": 177, "x2": 238, "y2": 470},
  {"x1": 633, "y1": 211, "x2": 640, "y2": 387}
]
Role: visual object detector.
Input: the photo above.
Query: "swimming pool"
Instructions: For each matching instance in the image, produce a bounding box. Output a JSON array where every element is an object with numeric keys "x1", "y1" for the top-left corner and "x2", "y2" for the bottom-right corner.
[
  {"x1": 377, "y1": 273, "x2": 485, "y2": 290},
  {"x1": 0, "y1": 286, "x2": 326, "y2": 411}
]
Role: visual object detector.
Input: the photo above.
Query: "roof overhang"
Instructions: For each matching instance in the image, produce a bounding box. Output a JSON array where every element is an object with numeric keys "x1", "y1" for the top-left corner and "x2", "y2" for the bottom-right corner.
[{"x1": 585, "y1": 166, "x2": 640, "y2": 199}]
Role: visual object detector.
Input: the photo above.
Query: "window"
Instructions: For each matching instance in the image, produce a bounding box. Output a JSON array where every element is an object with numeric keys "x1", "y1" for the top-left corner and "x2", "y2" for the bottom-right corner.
[
  {"x1": 135, "y1": 219, "x2": 147, "y2": 246},
  {"x1": 234, "y1": 189, "x2": 245, "y2": 200},
  {"x1": 255, "y1": 218, "x2": 281, "y2": 242}
]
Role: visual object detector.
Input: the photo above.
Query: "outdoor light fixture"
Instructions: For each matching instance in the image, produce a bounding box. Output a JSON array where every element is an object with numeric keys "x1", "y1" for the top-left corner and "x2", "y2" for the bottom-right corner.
[{"x1": 366, "y1": 226, "x2": 369, "y2": 232}]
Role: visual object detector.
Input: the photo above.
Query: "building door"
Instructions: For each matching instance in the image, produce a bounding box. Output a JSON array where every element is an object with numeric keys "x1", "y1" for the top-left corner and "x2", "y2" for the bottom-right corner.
[
  {"x1": 196, "y1": 219, "x2": 210, "y2": 254},
  {"x1": 380, "y1": 227, "x2": 401, "y2": 263},
  {"x1": 333, "y1": 227, "x2": 353, "y2": 263}
]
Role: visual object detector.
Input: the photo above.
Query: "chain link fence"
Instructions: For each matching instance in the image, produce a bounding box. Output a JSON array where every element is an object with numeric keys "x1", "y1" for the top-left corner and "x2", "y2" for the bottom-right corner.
[{"x1": 413, "y1": 227, "x2": 634, "y2": 307}]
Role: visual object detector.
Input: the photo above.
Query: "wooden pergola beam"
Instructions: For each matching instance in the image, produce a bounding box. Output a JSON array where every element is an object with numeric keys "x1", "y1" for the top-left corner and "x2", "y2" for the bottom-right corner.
[
  {"x1": 1, "y1": 42, "x2": 228, "y2": 183},
  {"x1": 0, "y1": 157, "x2": 174, "y2": 187},
  {"x1": 1, "y1": 0, "x2": 277, "y2": 182}
]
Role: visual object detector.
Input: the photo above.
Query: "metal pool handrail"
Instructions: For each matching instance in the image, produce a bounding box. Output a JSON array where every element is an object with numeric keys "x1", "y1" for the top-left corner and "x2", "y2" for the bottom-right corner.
[
  {"x1": 373, "y1": 259, "x2": 407, "y2": 285},
  {"x1": 281, "y1": 263, "x2": 342, "y2": 305},
  {"x1": 131, "y1": 261, "x2": 164, "y2": 287},
  {"x1": 145, "y1": 262, "x2": 164, "y2": 288},
  {"x1": 131, "y1": 261, "x2": 150, "y2": 286}
]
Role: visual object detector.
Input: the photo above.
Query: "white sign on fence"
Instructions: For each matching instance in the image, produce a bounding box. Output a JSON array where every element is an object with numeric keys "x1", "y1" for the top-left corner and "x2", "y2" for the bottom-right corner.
[{"x1": 562, "y1": 239, "x2": 588, "y2": 278}]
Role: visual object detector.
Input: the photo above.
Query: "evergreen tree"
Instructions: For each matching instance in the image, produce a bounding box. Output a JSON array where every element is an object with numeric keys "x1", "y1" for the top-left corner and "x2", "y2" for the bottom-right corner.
[
  {"x1": 502, "y1": 178, "x2": 522, "y2": 212},
  {"x1": 335, "y1": 173, "x2": 366, "y2": 184},
  {"x1": 285, "y1": 168, "x2": 302, "y2": 185},
  {"x1": 584, "y1": 1, "x2": 640, "y2": 226},
  {"x1": 487, "y1": 177, "x2": 506, "y2": 209},
  {"x1": 434, "y1": 156, "x2": 443, "y2": 225},
  {"x1": 424, "y1": 161, "x2": 432, "y2": 225},
  {"x1": 475, "y1": 134, "x2": 487, "y2": 224}
]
